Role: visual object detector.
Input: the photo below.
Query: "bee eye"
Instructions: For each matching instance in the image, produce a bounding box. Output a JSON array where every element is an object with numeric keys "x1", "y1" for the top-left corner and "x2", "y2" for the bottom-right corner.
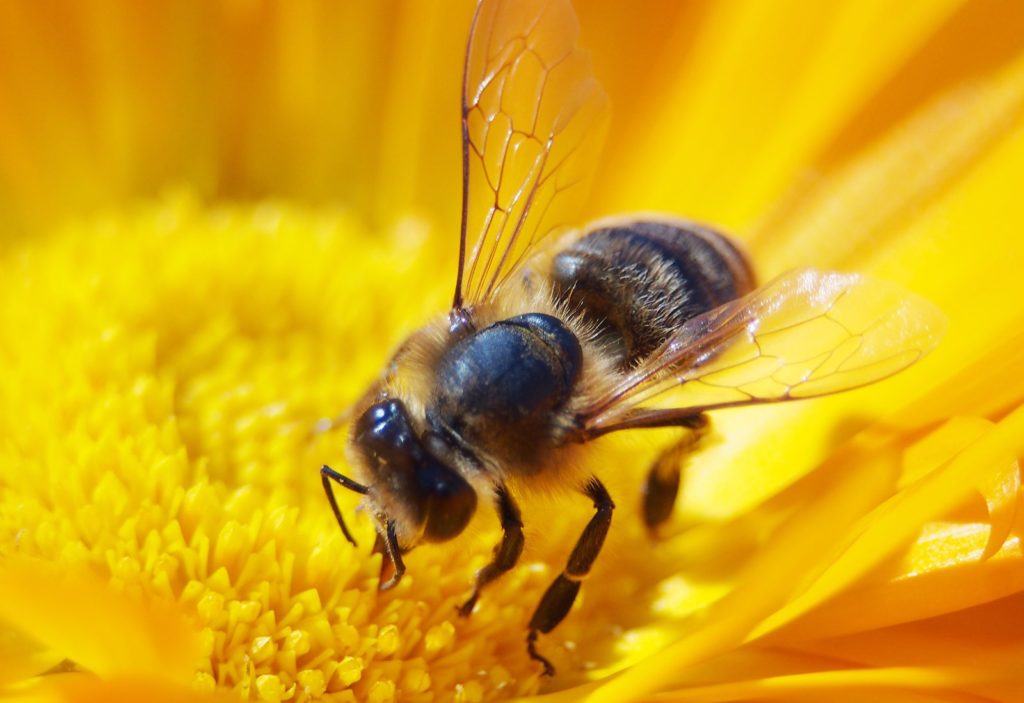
[{"x1": 355, "y1": 400, "x2": 420, "y2": 470}]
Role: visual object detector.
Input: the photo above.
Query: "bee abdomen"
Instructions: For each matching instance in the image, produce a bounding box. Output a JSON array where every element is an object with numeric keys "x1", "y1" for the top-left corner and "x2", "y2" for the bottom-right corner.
[{"x1": 551, "y1": 220, "x2": 755, "y2": 367}]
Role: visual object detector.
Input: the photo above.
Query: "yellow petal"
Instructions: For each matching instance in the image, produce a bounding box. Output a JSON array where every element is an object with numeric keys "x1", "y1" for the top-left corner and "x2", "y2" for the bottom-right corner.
[
  {"x1": 680, "y1": 51, "x2": 1024, "y2": 518},
  {"x1": 644, "y1": 666, "x2": 1000, "y2": 702},
  {"x1": 595, "y1": 0, "x2": 971, "y2": 227},
  {"x1": 786, "y1": 594, "x2": 1024, "y2": 702},
  {"x1": 0, "y1": 628, "x2": 64, "y2": 689},
  {"x1": 0, "y1": 557, "x2": 199, "y2": 682},
  {"x1": 760, "y1": 520, "x2": 1023, "y2": 644},
  {"x1": 751, "y1": 405, "x2": 1024, "y2": 640},
  {"x1": 12, "y1": 674, "x2": 228, "y2": 703},
  {"x1": 901, "y1": 417, "x2": 1020, "y2": 559},
  {"x1": 587, "y1": 404, "x2": 1024, "y2": 701}
]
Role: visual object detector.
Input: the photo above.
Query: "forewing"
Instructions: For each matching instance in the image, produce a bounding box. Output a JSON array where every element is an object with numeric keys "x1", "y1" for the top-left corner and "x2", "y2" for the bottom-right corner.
[
  {"x1": 581, "y1": 269, "x2": 946, "y2": 433},
  {"x1": 454, "y1": 0, "x2": 609, "y2": 309}
]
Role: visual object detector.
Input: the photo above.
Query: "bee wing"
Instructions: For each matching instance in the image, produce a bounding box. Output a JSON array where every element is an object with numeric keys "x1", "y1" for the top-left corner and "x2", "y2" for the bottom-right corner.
[
  {"x1": 453, "y1": 0, "x2": 609, "y2": 311},
  {"x1": 578, "y1": 269, "x2": 946, "y2": 436}
]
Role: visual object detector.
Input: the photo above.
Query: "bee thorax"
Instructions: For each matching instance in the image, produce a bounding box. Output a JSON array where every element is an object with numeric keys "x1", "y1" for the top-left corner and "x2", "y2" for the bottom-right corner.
[{"x1": 428, "y1": 313, "x2": 582, "y2": 469}]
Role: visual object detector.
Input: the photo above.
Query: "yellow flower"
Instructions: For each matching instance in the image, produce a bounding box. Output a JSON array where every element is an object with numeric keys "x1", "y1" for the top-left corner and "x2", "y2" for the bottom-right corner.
[{"x1": 1, "y1": 1, "x2": 1023, "y2": 702}]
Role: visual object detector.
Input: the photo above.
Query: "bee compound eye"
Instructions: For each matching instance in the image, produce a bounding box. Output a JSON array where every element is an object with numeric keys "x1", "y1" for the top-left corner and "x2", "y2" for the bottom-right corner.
[{"x1": 353, "y1": 400, "x2": 422, "y2": 476}]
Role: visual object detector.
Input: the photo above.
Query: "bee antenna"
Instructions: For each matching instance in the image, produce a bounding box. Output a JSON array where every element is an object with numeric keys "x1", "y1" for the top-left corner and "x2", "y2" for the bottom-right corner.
[{"x1": 320, "y1": 465, "x2": 369, "y2": 546}]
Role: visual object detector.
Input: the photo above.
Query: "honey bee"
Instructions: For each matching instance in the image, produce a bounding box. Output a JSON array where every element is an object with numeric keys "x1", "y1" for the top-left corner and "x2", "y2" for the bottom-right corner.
[{"x1": 320, "y1": 0, "x2": 944, "y2": 676}]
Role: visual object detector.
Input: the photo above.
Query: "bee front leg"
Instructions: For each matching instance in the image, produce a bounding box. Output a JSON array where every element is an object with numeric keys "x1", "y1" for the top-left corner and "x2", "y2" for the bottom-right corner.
[
  {"x1": 458, "y1": 483, "x2": 524, "y2": 616},
  {"x1": 643, "y1": 413, "x2": 709, "y2": 533},
  {"x1": 527, "y1": 477, "x2": 614, "y2": 676}
]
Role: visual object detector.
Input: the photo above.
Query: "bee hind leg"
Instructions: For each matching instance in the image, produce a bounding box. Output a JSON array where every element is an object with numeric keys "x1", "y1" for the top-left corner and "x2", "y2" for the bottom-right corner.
[
  {"x1": 458, "y1": 483, "x2": 524, "y2": 616},
  {"x1": 527, "y1": 477, "x2": 614, "y2": 676},
  {"x1": 643, "y1": 413, "x2": 709, "y2": 533}
]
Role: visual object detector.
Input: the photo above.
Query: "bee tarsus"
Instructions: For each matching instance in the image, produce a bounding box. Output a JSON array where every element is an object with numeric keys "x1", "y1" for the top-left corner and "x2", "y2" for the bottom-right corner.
[
  {"x1": 527, "y1": 630, "x2": 556, "y2": 678},
  {"x1": 526, "y1": 478, "x2": 614, "y2": 675},
  {"x1": 458, "y1": 484, "x2": 525, "y2": 617}
]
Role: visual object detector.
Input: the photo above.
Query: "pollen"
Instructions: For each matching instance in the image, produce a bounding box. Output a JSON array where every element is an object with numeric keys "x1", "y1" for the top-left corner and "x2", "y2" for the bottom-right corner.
[
  {"x1": 424, "y1": 621, "x2": 456, "y2": 654},
  {"x1": 0, "y1": 193, "x2": 660, "y2": 700},
  {"x1": 1, "y1": 166, "x2": 1022, "y2": 703}
]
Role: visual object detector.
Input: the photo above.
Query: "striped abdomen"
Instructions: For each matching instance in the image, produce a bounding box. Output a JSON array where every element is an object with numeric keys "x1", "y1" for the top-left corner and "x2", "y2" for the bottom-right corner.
[{"x1": 551, "y1": 220, "x2": 755, "y2": 368}]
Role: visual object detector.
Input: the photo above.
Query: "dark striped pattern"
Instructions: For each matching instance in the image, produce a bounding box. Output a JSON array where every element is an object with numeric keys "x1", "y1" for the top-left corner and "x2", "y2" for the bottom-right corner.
[{"x1": 551, "y1": 220, "x2": 755, "y2": 367}]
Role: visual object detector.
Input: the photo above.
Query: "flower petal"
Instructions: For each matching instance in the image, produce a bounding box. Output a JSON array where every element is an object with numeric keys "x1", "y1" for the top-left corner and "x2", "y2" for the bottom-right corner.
[
  {"x1": 593, "y1": 0, "x2": 974, "y2": 227},
  {"x1": 0, "y1": 556, "x2": 199, "y2": 682},
  {"x1": 587, "y1": 403, "x2": 1023, "y2": 701},
  {"x1": 16, "y1": 674, "x2": 228, "y2": 703},
  {"x1": 751, "y1": 405, "x2": 1024, "y2": 640},
  {"x1": 680, "y1": 48, "x2": 1024, "y2": 517}
]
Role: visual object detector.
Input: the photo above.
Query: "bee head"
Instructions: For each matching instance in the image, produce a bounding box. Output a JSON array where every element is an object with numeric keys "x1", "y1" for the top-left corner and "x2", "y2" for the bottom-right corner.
[{"x1": 329, "y1": 399, "x2": 476, "y2": 588}]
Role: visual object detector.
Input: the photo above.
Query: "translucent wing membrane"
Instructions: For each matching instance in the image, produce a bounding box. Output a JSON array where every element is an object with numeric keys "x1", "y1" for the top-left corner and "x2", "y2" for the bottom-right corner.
[
  {"x1": 580, "y1": 270, "x2": 946, "y2": 435},
  {"x1": 454, "y1": 0, "x2": 609, "y2": 309}
]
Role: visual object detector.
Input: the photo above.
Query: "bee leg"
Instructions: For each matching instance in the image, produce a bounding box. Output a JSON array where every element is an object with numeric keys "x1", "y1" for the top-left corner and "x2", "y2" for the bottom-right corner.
[
  {"x1": 457, "y1": 484, "x2": 524, "y2": 617},
  {"x1": 642, "y1": 413, "x2": 708, "y2": 532},
  {"x1": 527, "y1": 477, "x2": 614, "y2": 676}
]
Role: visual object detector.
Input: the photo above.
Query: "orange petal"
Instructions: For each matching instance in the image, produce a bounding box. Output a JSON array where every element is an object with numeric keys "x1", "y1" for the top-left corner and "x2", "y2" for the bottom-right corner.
[{"x1": 594, "y1": 0, "x2": 971, "y2": 227}]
